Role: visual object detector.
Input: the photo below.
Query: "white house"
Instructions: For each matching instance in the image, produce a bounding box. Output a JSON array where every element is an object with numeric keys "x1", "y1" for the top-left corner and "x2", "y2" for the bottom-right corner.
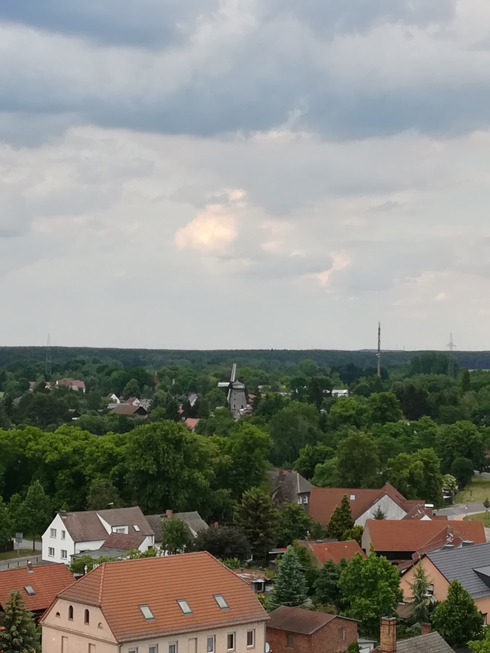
[{"x1": 42, "y1": 507, "x2": 155, "y2": 565}]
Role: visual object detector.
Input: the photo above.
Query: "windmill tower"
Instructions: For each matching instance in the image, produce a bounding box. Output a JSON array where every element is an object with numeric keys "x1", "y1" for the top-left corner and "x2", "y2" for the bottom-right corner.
[{"x1": 217, "y1": 364, "x2": 247, "y2": 414}]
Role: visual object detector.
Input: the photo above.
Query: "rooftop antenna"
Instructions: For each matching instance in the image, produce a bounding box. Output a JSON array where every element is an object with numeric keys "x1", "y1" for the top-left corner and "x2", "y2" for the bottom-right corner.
[
  {"x1": 447, "y1": 333, "x2": 456, "y2": 352},
  {"x1": 45, "y1": 333, "x2": 52, "y2": 378},
  {"x1": 376, "y1": 322, "x2": 381, "y2": 377}
]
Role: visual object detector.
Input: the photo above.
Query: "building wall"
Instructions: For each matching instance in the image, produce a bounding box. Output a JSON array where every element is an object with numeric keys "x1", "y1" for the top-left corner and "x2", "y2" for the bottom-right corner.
[
  {"x1": 42, "y1": 514, "x2": 75, "y2": 564},
  {"x1": 355, "y1": 496, "x2": 407, "y2": 527},
  {"x1": 266, "y1": 619, "x2": 357, "y2": 653},
  {"x1": 74, "y1": 540, "x2": 107, "y2": 555}
]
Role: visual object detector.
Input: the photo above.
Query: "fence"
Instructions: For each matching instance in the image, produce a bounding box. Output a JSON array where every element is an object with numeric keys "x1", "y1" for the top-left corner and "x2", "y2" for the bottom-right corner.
[{"x1": 0, "y1": 555, "x2": 42, "y2": 570}]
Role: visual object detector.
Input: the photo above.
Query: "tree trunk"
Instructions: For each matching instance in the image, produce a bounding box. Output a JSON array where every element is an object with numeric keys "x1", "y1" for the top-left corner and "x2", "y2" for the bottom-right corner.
[{"x1": 32, "y1": 535, "x2": 35, "y2": 552}]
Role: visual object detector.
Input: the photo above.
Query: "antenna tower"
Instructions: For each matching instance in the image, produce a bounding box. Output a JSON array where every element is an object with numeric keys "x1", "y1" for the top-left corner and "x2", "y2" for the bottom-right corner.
[
  {"x1": 45, "y1": 333, "x2": 52, "y2": 378},
  {"x1": 447, "y1": 333, "x2": 456, "y2": 352},
  {"x1": 376, "y1": 322, "x2": 381, "y2": 377}
]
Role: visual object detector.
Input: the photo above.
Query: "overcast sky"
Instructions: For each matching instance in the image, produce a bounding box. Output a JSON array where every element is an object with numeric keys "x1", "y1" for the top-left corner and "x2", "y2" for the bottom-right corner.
[{"x1": 2, "y1": 0, "x2": 490, "y2": 351}]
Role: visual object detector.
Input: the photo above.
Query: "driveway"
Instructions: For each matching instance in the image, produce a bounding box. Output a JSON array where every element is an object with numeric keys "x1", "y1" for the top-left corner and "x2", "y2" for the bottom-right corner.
[{"x1": 0, "y1": 553, "x2": 42, "y2": 572}]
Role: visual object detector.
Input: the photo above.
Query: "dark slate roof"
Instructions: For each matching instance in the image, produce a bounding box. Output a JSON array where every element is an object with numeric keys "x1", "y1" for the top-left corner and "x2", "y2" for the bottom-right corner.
[
  {"x1": 146, "y1": 512, "x2": 209, "y2": 542},
  {"x1": 427, "y1": 542, "x2": 490, "y2": 600},
  {"x1": 396, "y1": 631, "x2": 453, "y2": 653},
  {"x1": 267, "y1": 471, "x2": 312, "y2": 504}
]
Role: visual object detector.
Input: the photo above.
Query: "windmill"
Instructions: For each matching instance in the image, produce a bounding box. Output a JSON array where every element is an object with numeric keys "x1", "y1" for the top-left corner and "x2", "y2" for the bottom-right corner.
[{"x1": 218, "y1": 363, "x2": 247, "y2": 414}]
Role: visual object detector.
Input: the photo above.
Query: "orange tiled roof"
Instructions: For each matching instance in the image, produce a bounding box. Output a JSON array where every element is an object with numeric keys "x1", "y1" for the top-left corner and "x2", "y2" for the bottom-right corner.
[
  {"x1": 46, "y1": 552, "x2": 267, "y2": 642},
  {"x1": 366, "y1": 519, "x2": 485, "y2": 552},
  {"x1": 0, "y1": 563, "x2": 74, "y2": 613},
  {"x1": 307, "y1": 540, "x2": 366, "y2": 565},
  {"x1": 309, "y1": 484, "x2": 420, "y2": 526}
]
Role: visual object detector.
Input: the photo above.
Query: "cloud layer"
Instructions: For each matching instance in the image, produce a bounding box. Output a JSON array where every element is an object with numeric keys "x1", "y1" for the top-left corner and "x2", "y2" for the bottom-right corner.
[{"x1": 1, "y1": 0, "x2": 490, "y2": 349}]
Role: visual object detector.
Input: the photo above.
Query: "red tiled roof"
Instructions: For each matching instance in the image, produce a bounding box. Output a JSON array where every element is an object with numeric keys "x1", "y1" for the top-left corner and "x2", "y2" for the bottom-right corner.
[
  {"x1": 307, "y1": 540, "x2": 366, "y2": 565},
  {"x1": 46, "y1": 552, "x2": 267, "y2": 642},
  {"x1": 309, "y1": 484, "x2": 418, "y2": 525},
  {"x1": 366, "y1": 519, "x2": 485, "y2": 552},
  {"x1": 184, "y1": 418, "x2": 200, "y2": 431},
  {"x1": 0, "y1": 563, "x2": 74, "y2": 613}
]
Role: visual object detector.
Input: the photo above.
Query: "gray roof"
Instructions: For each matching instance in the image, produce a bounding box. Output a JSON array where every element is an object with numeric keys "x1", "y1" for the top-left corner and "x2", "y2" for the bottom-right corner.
[
  {"x1": 427, "y1": 541, "x2": 490, "y2": 600},
  {"x1": 267, "y1": 470, "x2": 312, "y2": 504},
  {"x1": 59, "y1": 507, "x2": 154, "y2": 543},
  {"x1": 71, "y1": 547, "x2": 129, "y2": 560},
  {"x1": 396, "y1": 631, "x2": 453, "y2": 653},
  {"x1": 146, "y1": 512, "x2": 209, "y2": 542}
]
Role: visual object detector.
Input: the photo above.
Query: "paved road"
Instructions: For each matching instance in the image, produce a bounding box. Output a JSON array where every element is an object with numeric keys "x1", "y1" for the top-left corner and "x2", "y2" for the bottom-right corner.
[
  {"x1": 0, "y1": 553, "x2": 42, "y2": 572},
  {"x1": 435, "y1": 502, "x2": 486, "y2": 519}
]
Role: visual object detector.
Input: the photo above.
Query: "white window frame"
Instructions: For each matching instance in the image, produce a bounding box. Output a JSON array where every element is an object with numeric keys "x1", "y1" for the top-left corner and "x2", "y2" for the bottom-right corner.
[
  {"x1": 50, "y1": 528, "x2": 57, "y2": 538},
  {"x1": 61, "y1": 550, "x2": 68, "y2": 559},
  {"x1": 207, "y1": 637, "x2": 215, "y2": 653},
  {"x1": 247, "y1": 630, "x2": 255, "y2": 648},
  {"x1": 61, "y1": 530, "x2": 66, "y2": 540},
  {"x1": 48, "y1": 547, "x2": 55, "y2": 557},
  {"x1": 227, "y1": 633, "x2": 236, "y2": 651}
]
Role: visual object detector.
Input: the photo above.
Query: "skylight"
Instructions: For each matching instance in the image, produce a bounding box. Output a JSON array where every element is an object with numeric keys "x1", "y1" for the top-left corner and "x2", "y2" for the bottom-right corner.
[
  {"x1": 133, "y1": 525, "x2": 141, "y2": 532},
  {"x1": 177, "y1": 599, "x2": 192, "y2": 615},
  {"x1": 214, "y1": 594, "x2": 229, "y2": 610},
  {"x1": 24, "y1": 586, "x2": 35, "y2": 596},
  {"x1": 139, "y1": 605, "x2": 155, "y2": 620}
]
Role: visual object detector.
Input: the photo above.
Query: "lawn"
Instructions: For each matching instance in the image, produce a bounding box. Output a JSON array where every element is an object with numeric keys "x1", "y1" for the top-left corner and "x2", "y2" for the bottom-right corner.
[
  {"x1": 0, "y1": 549, "x2": 33, "y2": 561},
  {"x1": 465, "y1": 512, "x2": 490, "y2": 526},
  {"x1": 454, "y1": 475, "x2": 490, "y2": 504}
]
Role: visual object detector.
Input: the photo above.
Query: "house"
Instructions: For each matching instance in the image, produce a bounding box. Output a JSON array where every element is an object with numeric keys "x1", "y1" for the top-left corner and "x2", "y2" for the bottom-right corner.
[
  {"x1": 266, "y1": 606, "x2": 357, "y2": 653},
  {"x1": 57, "y1": 379, "x2": 86, "y2": 393},
  {"x1": 372, "y1": 617, "x2": 452, "y2": 653},
  {"x1": 233, "y1": 569, "x2": 273, "y2": 595},
  {"x1": 110, "y1": 403, "x2": 149, "y2": 417},
  {"x1": 362, "y1": 519, "x2": 485, "y2": 561},
  {"x1": 68, "y1": 409, "x2": 81, "y2": 420},
  {"x1": 0, "y1": 562, "x2": 73, "y2": 621},
  {"x1": 331, "y1": 389, "x2": 349, "y2": 398},
  {"x1": 309, "y1": 484, "x2": 428, "y2": 528},
  {"x1": 267, "y1": 470, "x2": 312, "y2": 508},
  {"x1": 302, "y1": 540, "x2": 366, "y2": 568},
  {"x1": 146, "y1": 510, "x2": 209, "y2": 545},
  {"x1": 42, "y1": 507, "x2": 155, "y2": 564},
  {"x1": 400, "y1": 541, "x2": 490, "y2": 620},
  {"x1": 41, "y1": 552, "x2": 268, "y2": 653},
  {"x1": 184, "y1": 418, "x2": 200, "y2": 432}
]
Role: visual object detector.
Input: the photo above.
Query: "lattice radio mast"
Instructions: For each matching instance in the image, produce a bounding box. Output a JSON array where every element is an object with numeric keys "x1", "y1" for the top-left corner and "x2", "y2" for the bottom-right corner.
[
  {"x1": 447, "y1": 333, "x2": 456, "y2": 352},
  {"x1": 45, "y1": 333, "x2": 52, "y2": 378},
  {"x1": 377, "y1": 322, "x2": 381, "y2": 377}
]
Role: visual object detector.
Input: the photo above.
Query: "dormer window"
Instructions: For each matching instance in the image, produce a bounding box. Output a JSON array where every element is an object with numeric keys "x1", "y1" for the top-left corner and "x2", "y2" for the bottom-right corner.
[
  {"x1": 214, "y1": 594, "x2": 229, "y2": 610},
  {"x1": 24, "y1": 585, "x2": 35, "y2": 596},
  {"x1": 140, "y1": 605, "x2": 155, "y2": 620},
  {"x1": 177, "y1": 599, "x2": 192, "y2": 615},
  {"x1": 350, "y1": 495, "x2": 355, "y2": 500},
  {"x1": 114, "y1": 527, "x2": 126, "y2": 534},
  {"x1": 133, "y1": 525, "x2": 141, "y2": 532}
]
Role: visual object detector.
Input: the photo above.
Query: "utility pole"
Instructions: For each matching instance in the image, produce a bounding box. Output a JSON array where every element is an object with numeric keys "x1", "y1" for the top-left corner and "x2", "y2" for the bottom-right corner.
[
  {"x1": 447, "y1": 333, "x2": 456, "y2": 352},
  {"x1": 45, "y1": 333, "x2": 52, "y2": 378},
  {"x1": 377, "y1": 322, "x2": 381, "y2": 377}
]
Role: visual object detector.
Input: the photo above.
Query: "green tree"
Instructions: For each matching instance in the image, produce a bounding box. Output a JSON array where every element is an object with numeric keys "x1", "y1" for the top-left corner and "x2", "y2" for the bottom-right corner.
[
  {"x1": 7, "y1": 493, "x2": 23, "y2": 533},
  {"x1": 195, "y1": 526, "x2": 250, "y2": 562},
  {"x1": 18, "y1": 480, "x2": 51, "y2": 551},
  {"x1": 437, "y1": 421, "x2": 484, "y2": 473},
  {"x1": 70, "y1": 554, "x2": 116, "y2": 575},
  {"x1": 328, "y1": 397, "x2": 368, "y2": 431},
  {"x1": 336, "y1": 431, "x2": 380, "y2": 488},
  {"x1": 386, "y1": 449, "x2": 444, "y2": 507},
  {"x1": 0, "y1": 497, "x2": 12, "y2": 543},
  {"x1": 484, "y1": 498, "x2": 490, "y2": 516},
  {"x1": 86, "y1": 477, "x2": 121, "y2": 510},
  {"x1": 276, "y1": 504, "x2": 323, "y2": 547},
  {"x1": 326, "y1": 495, "x2": 354, "y2": 540},
  {"x1": 461, "y1": 369, "x2": 472, "y2": 393},
  {"x1": 307, "y1": 377, "x2": 333, "y2": 410},
  {"x1": 410, "y1": 564, "x2": 431, "y2": 625},
  {"x1": 339, "y1": 551, "x2": 403, "y2": 637},
  {"x1": 270, "y1": 546, "x2": 307, "y2": 609},
  {"x1": 161, "y1": 515, "x2": 193, "y2": 554},
  {"x1": 312, "y1": 458, "x2": 339, "y2": 488},
  {"x1": 442, "y1": 474, "x2": 458, "y2": 495},
  {"x1": 432, "y1": 580, "x2": 484, "y2": 648},
  {"x1": 469, "y1": 626, "x2": 490, "y2": 652},
  {"x1": 234, "y1": 487, "x2": 278, "y2": 562},
  {"x1": 294, "y1": 444, "x2": 335, "y2": 481},
  {"x1": 342, "y1": 525, "x2": 363, "y2": 545},
  {"x1": 0, "y1": 589, "x2": 40, "y2": 653},
  {"x1": 373, "y1": 506, "x2": 386, "y2": 520},
  {"x1": 367, "y1": 392, "x2": 403, "y2": 426},
  {"x1": 314, "y1": 558, "x2": 347, "y2": 610},
  {"x1": 269, "y1": 402, "x2": 321, "y2": 466},
  {"x1": 451, "y1": 456, "x2": 474, "y2": 488},
  {"x1": 122, "y1": 378, "x2": 141, "y2": 399}
]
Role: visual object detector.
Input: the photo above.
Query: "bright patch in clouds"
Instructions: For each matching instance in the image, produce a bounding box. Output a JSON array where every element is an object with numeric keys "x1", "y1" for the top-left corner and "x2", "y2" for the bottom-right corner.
[{"x1": 174, "y1": 204, "x2": 238, "y2": 252}]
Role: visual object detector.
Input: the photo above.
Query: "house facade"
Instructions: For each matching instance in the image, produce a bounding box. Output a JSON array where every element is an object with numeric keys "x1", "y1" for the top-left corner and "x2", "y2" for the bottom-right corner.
[
  {"x1": 41, "y1": 552, "x2": 268, "y2": 653},
  {"x1": 267, "y1": 471, "x2": 312, "y2": 509},
  {"x1": 42, "y1": 507, "x2": 155, "y2": 564}
]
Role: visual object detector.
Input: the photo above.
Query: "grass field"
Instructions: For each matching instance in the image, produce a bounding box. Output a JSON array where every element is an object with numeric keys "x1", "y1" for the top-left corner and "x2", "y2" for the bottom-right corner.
[
  {"x1": 464, "y1": 512, "x2": 490, "y2": 526},
  {"x1": 0, "y1": 549, "x2": 32, "y2": 561},
  {"x1": 455, "y1": 475, "x2": 490, "y2": 503}
]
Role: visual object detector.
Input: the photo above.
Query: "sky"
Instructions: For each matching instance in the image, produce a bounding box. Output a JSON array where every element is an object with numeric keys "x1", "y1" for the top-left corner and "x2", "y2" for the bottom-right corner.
[{"x1": 2, "y1": 0, "x2": 490, "y2": 351}]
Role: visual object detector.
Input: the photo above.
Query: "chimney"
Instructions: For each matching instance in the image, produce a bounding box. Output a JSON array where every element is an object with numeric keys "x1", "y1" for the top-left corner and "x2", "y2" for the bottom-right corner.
[
  {"x1": 165, "y1": 510, "x2": 173, "y2": 519},
  {"x1": 379, "y1": 617, "x2": 397, "y2": 653},
  {"x1": 278, "y1": 470, "x2": 285, "y2": 482},
  {"x1": 214, "y1": 522, "x2": 219, "y2": 530},
  {"x1": 421, "y1": 623, "x2": 431, "y2": 636},
  {"x1": 462, "y1": 540, "x2": 474, "y2": 547},
  {"x1": 26, "y1": 561, "x2": 33, "y2": 573}
]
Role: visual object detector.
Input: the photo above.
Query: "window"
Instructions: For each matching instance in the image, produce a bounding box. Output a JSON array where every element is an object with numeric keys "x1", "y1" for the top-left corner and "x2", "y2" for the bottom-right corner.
[
  {"x1": 84, "y1": 609, "x2": 90, "y2": 625},
  {"x1": 50, "y1": 528, "x2": 57, "y2": 538},
  {"x1": 62, "y1": 636, "x2": 69, "y2": 653},
  {"x1": 139, "y1": 605, "x2": 155, "y2": 620},
  {"x1": 68, "y1": 605, "x2": 74, "y2": 621},
  {"x1": 89, "y1": 644, "x2": 96, "y2": 653},
  {"x1": 177, "y1": 599, "x2": 192, "y2": 615},
  {"x1": 349, "y1": 494, "x2": 355, "y2": 501},
  {"x1": 55, "y1": 612, "x2": 61, "y2": 618},
  {"x1": 149, "y1": 646, "x2": 158, "y2": 653},
  {"x1": 338, "y1": 629, "x2": 345, "y2": 641},
  {"x1": 227, "y1": 633, "x2": 235, "y2": 651},
  {"x1": 133, "y1": 525, "x2": 141, "y2": 532},
  {"x1": 61, "y1": 530, "x2": 66, "y2": 540},
  {"x1": 48, "y1": 547, "x2": 55, "y2": 557},
  {"x1": 97, "y1": 623, "x2": 103, "y2": 629},
  {"x1": 247, "y1": 630, "x2": 255, "y2": 648},
  {"x1": 169, "y1": 643, "x2": 178, "y2": 653},
  {"x1": 484, "y1": 614, "x2": 488, "y2": 626},
  {"x1": 207, "y1": 637, "x2": 215, "y2": 653},
  {"x1": 426, "y1": 584, "x2": 434, "y2": 597},
  {"x1": 24, "y1": 585, "x2": 35, "y2": 596},
  {"x1": 114, "y1": 527, "x2": 126, "y2": 533},
  {"x1": 214, "y1": 594, "x2": 229, "y2": 610},
  {"x1": 188, "y1": 638, "x2": 197, "y2": 653},
  {"x1": 129, "y1": 648, "x2": 138, "y2": 653},
  {"x1": 61, "y1": 550, "x2": 68, "y2": 560},
  {"x1": 302, "y1": 496, "x2": 308, "y2": 504},
  {"x1": 287, "y1": 634, "x2": 294, "y2": 648}
]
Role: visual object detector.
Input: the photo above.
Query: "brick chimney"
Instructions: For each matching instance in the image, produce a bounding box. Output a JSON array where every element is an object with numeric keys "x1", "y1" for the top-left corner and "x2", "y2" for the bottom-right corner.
[
  {"x1": 165, "y1": 510, "x2": 173, "y2": 519},
  {"x1": 26, "y1": 561, "x2": 33, "y2": 573},
  {"x1": 214, "y1": 522, "x2": 219, "y2": 529},
  {"x1": 278, "y1": 470, "x2": 285, "y2": 482},
  {"x1": 421, "y1": 623, "x2": 431, "y2": 635},
  {"x1": 379, "y1": 617, "x2": 396, "y2": 653}
]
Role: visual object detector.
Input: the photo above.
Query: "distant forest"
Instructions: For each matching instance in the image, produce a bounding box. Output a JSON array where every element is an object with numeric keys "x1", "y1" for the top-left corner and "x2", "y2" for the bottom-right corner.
[{"x1": 0, "y1": 346, "x2": 489, "y2": 370}]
